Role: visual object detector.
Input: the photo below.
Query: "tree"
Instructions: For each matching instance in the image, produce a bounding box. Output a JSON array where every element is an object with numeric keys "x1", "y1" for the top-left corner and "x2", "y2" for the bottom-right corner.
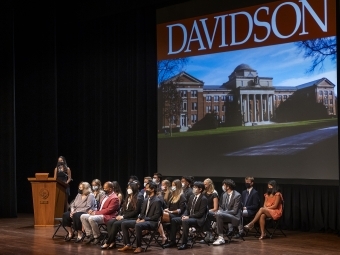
[
  {"x1": 158, "y1": 81, "x2": 182, "y2": 136},
  {"x1": 295, "y1": 37, "x2": 336, "y2": 73},
  {"x1": 157, "y1": 58, "x2": 188, "y2": 84}
]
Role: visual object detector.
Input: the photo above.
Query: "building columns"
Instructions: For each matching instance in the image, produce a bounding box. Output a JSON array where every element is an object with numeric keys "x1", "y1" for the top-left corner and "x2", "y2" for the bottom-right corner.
[
  {"x1": 260, "y1": 94, "x2": 263, "y2": 122},
  {"x1": 247, "y1": 94, "x2": 250, "y2": 122},
  {"x1": 253, "y1": 94, "x2": 257, "y2": 122}
]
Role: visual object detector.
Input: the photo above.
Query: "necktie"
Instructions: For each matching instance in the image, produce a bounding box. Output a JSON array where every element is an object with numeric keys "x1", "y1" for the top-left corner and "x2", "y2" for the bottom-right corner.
[
  {"x1": 145, "y1": 198, "x2": 150, "y2": 216},
  {"x1": 225, "y1": 193, "x2": 230, "y2": 208},
  {"x1": 190, "y1": 196, "x2": 197, "y2": 215},
  {"x1": 245, "y1": 191, "x2": 250, "y2": 205}
]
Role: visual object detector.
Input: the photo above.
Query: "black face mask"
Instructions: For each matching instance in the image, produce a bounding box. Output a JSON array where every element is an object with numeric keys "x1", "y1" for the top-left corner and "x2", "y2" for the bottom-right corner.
[
  {"x1": 267, "y1": 188, "x2": 273, "y2": 194},
  {"x1": 245, "y1": 183, "x2": 251, "y2": 189},
  {"x1": 78, "y1": 189, "x2": 83, "y2": 194},
  {"x1": 104, "y1": 189, "x2": 110, "y2": 195}
]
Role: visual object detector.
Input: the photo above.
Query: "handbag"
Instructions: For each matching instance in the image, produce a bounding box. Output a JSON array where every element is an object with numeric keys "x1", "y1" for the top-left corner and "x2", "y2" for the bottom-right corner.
[{"x1": 162, "y1": 211, "x2": 170, "y2": 223}]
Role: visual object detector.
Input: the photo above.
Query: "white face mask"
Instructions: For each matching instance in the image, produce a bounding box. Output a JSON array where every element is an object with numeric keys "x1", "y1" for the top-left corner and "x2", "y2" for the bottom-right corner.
[
  {"x1": 144, "y1": 183, "x2": 147, "y2": 187},
  {"x1": 181, "y1": 183, "x2": 185, "y2": 188},
  {"x1": 171, "y1": 186, "x2": 176, "y2": 191},
  {"x1": 222, "y1": 186, "x2": 226, "y2": 192},
  {"x1": 92, "y1": 186, "x2": 98, "y2": 191},
  {"x1": 127, "y1": 188, "x2": 133, "y2": 195},
  {"x1": 161, "y1": 186, "x2": 166, "y2": 191},
  {"x1": 152, "y1": 178, "x2": 158, "y2": 183}
]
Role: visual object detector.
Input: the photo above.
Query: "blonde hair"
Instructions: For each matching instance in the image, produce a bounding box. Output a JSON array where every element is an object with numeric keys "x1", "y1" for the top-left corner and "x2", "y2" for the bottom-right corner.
[
  {"x1": 81, "y1": 182, "x2": 92, "y2": 195},
  {"x1": 170, "y1": 179, "x2": 182, "y2": 203},
  {"x1": 204, "y1": 178, "x2": 215, "y2": 194},
  {"x1": 161, "y1": 180, "x2": 171, "y2": 203}
]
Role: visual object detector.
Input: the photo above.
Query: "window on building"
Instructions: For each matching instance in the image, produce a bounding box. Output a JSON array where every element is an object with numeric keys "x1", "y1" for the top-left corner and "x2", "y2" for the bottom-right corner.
[
  {"x1": 329, "y1": 91, "x2": 333, "y2": 95},
  {"x1": 206, "y1": 106, "x2": 211, "y2": 113},
  {"x1": 191, "y1": 114, "x2": 197, "y2": 123},
  {"x1": 221, "y1": 115, "x2": 225, "y2": 122},
  {"x1": 324, "y1": 91, "x2": 328, "y2": 96},
  {"x1": 228, "y1": 95, "x2": 233, "y2": 102},
  {"x1": 214, "y1": 105, "x2": 219, "y2": 112},
  {"x1": 330, "y1": 99, "x2": 333, "y2": 104},
  {"x1": 241, "y1": 81, "x2": 244, "y2": 86},
  {"x1": 324, "y1": 99, "x2": 328, "y2": 105},
  {"x1": 274, "y1": 95, "x2": 277, "y2": 100},
  {"x1": 192, "y1": 102, "x2": 197, "y2": 110},
  {"x1": 180, "y1": 90, "x2": 187, "y2": 97},
  {"x1": 330, "y1": 108, "x2": 333, "y2": 113},
  {"x1": 191, "y1": 90, "x2": 197, "y2": 97},
  {"x1": 221, "y1": 95, "x2": 227, "y2": 101},
  {"x1": 222, "y1": 105, "x2": 226, "y2": 112},
  {"x1": 319, "y1": 99, "x2": 323, "y2": 103},
  {"x1": 182, "y1": 102, "x2": 187, "y2": 111},
  {"x1": 319, "y1": 90, "x2": 323, "y2": 96},
  {"x1": 278, "y1": 95, "x2": 282, "y2": 100},
  {"x1": 214, "y1": 95, "x2": 219, "y2": 102},
  {"x1": 206, "y1": 96, "x2": 211, "y2": 102},
  {"x1": 283, "y1": 95, "x2": 287, "y2": 99}
]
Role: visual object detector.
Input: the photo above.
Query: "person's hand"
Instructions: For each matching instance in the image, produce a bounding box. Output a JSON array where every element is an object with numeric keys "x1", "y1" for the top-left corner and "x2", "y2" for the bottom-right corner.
[
  {"x1": 116, "y1": 216, "x2": 123, "y2": 221},
  {"x1": 182, "y1": 216, "x2": 189, "y2": 220},
  {"x1": 137, "y1": 219, "x2": 145, "y2": 223},
  {"x1": 70, "y1": 212, "x2": 74, "y2": 218},
  {"x1": 243, "y1": 207, "x2": 247, "y2": 210},
  {"x1": 164, "y1": 209, "x2": 169, "y2": 213}
]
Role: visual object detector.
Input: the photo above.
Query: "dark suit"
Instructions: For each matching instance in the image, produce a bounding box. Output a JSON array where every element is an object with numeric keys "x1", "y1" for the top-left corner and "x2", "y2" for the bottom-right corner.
[
  {"x1": 121, "y1": 194, "x2": 162, "y2": 247},
  {"x1": 242, "y1": 188, "x2": 260, "y2": 217},
  {"x1": 216, "y1": 190, "x2": 241, "y2": 234},
  {"x1": 169, "y1": 193, "x2": 208, "y2": 244}
]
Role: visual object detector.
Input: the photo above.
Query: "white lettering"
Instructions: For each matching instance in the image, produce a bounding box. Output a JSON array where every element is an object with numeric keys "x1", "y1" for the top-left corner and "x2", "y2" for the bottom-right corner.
[
  {"x1": 167, "y1": 24, "x2": 187, "y2": 55},
  {"x1": 254, "y1": 7, "x2": 271, "y2": 43},
  {"x1": 230, "y1": 12, "x2": 253, "y2": 46},
  {"x1": 299, "y1": 0, "x2": 327, "y2": 35},
  {"x1": 272, "y1": 2, "x2": 301, "y2": 39},
  {"x1": 200, "y1": 15, "x2": 228, "y2": 49},
  {"x1": 184, "y1": 20, "x2": 206, "y2": 52}
]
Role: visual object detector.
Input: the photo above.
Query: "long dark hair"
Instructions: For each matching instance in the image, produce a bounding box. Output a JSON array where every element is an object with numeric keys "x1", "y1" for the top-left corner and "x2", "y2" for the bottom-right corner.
[
  {"x1": 122, "y1": 182, "x2": 139, "y2": 212},
  {"x1": 112, "y1": 181, "x2": 124, "y2": 203},
  {"x1": 267, "y1": 180, "x2": 280, "y2": 195}
]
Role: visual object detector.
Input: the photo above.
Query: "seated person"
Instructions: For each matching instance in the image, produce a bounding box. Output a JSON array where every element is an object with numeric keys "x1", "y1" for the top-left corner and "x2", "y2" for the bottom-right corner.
[
  {"x1": 164, "y1": 181, "x2": 208, "y2": 250},
  {"x1": 62, "y1": 182, "x2": 96, "y2": 242},
  {"x1": 158, "y1": 179, "x2": 186, "y2": 244},
  {"x1": 202, "y1": 178, "x2": 219, "y2": 243},
  {"x1": 101, "y1": 182, "x2": 143, "y2": 249},
  {"x1": 91, "y1": 179, "x2": 105, "y2": 210},
  {"x1": 239, "y1": 176, "x2": 260, "y2": 235},
  {"x1": 112, "y1": 181, "x2": 124, "y2": 205},
  {"x1": 213, "y1": 179, "x2": 241, "y2": 246},
  {"x1": 81, "y1": 181, "x2": 120, "y2": 245},
  {"x1": 118, "y1": 182, "x2": 162, "y2": 253},
  {"x1": 159, "y1": 179, "x2": 172, "y2": 208},
  {"x1": 181, "y1": 176, "x2": 194, "y2": 202},
  {"x1": 139, "y1": 176, "x2": 152, "y2": 199},
  {"x1": 244, "y1": 180, "x2": 283, "y2": 240}
]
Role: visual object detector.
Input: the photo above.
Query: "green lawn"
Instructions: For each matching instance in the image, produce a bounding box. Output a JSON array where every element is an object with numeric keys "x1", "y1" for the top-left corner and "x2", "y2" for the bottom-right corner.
[{"x1": 158, "y1": 118, "x2": 338, "y2": 138}]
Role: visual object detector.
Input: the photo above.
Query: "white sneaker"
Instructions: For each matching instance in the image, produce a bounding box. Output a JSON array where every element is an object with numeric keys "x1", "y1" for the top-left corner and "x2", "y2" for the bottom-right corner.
[{"x1": 213, "y1": 236, "x2": 225, "y2": 245}]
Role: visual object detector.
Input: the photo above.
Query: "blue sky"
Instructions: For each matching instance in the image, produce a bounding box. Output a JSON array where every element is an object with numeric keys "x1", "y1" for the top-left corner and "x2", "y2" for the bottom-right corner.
[{"x1": 182, "y1": 39, "x2": 337, "y2": 94}]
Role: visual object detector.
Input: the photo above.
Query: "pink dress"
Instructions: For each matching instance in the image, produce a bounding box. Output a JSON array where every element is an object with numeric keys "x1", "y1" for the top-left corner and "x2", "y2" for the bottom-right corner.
[{"x1": 264, "y1": 192, "x2": 283, "y2": 220}]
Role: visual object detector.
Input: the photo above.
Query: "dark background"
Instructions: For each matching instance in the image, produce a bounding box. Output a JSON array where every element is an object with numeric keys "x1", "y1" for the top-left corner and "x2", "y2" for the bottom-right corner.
[{"x1": 0, "y1": 0, "x2": 339, "y2": 232}]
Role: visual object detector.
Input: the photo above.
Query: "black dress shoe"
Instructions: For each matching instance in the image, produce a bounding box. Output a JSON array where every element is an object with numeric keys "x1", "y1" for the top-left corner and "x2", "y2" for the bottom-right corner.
[
  {"x1": 178, "y1": 244, "x2": 188, "y2": 250},
  {"x1": 74, "y1": 237, "x2": 82, "y2": 243},
  {"x1": 163, "y1": 241, "x2": 176, "y2": 248},
  {"x1": 91, "y1": 238, "x2": 101, "y2": 245},
  {"x1": 64, "y1": 236, "x2": 72, "y2": 242},
  {"x1": 226, "y1": 231, "x2": 234, "y2": 237},
  {"x1": 83, "y1": 236, "x2": 94, "y2": 244}
]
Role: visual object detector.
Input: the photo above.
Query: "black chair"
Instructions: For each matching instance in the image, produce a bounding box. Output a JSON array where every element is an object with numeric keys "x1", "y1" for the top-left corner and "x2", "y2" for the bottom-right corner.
[
  {"x1": 98, "y1": 223, "x2": 108, "y2": 245},
  {"x1": 52, "y1": 218, "x2": 68, "y2": 239},
  {"x1": 264, "y1": 201, "x2": 286, "y2": 239},
  {"x1": 141, "y1": 218, "x2": 165, "y2": 251},
  {"x1": 188, "y1": 206, "x2": 210, "y2": 248},
  {"x1": 222, "y1": 205, "x2": 245, "y2": 243}
]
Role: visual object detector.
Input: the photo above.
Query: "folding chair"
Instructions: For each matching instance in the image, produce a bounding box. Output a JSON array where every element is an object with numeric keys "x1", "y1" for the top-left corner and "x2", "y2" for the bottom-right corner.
[
  {"x1": 189, "y1": 206, "x2": 210, "y2": 248},
  {"x1": 98, "y1": 223, "x2": 108, "y2": 245},
  {"x1": 222, "y1": 206, "x2": 245, "y2": 243},
  {"x1": 242, "y1": 215, "x2": 260, "y2": 237},
  {"x1": 265, "y1": 201, "x2": 286, "y2": 239},
  {"x1": 141, "y1": 219, "x2": 164, "y2": 251},
  {"x1": 52, "y1": 218, "x2": 68, "y2": 239}
]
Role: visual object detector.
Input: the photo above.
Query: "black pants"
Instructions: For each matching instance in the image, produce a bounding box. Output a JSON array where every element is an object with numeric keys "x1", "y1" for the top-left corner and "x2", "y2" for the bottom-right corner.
[
  {"x1": 121, "y1": 220, "x2": 157, "y2": 247},
  {"x1": 62, "y1": 211, "x2": 85, "y2": 231},
  {"x1": 106, "y1": 218, "x2": 128, "y2": 244},
  {"x1": 170, "y1": 217, "x2": 198, "y2": 244},
  {"x1": 203, "y1": 212, "x2": 216, "y2": 231}
]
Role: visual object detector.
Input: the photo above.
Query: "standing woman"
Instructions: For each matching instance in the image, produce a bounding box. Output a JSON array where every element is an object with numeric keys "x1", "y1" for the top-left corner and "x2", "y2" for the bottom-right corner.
[
  {"x1": 54, "y1": 156, "x2": 72, "y2": 211},
  {"x1": 101, "y1": 182, "x2": 143, "y2": 249},
  {"x1": 244, "y1": 180, "x2": 284, "y2": 239},
  {"x1": 62, "y1": 182, "x2": 96, "y2": 242},
  {"x1": 112, "y1": 181, "x2": 124, "y2": 206},
  {"x1": 91, "y1": 179, "x2": 105, "y2": 210}
]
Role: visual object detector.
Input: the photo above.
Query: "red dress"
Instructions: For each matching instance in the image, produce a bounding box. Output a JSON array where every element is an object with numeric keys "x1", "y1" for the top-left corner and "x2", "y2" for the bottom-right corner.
[{"x1": 264, "y1": 192, "x2": 283, "y2": 220}]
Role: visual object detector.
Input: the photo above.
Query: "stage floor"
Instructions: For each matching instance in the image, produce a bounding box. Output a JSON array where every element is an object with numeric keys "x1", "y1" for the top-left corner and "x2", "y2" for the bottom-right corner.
[{"x1": 0, "y1": 214, "x2": 339, "y2": 255}]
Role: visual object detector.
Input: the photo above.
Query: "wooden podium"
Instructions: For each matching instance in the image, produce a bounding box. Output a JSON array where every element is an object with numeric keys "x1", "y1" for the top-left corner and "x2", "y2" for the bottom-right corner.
[{"x1": 28, "y1": 173, "x2": 68, "y2": 226}]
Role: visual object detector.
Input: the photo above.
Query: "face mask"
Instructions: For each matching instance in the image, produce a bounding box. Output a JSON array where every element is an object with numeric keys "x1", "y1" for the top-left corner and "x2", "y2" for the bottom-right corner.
[
  {"x1": 104, "y1": 189, "x2": 110, "y2": 195},
  {"x1": 171, "y1": 186, "x2": 176, "y2": 191},
  {"x1": 92, "y1": 186, "x2": 98, "y2": 190},
  {"x1": 245, "y1": 183, "x2": 251, "y2": 189},
  {"x1": 193, "y1": 188, "x2": 198, "y2": 194},
  {"x1": 78, "y1": 189, "x2": 83, "y2": 194},
  {"x1": 222, "y1": 186, "x2": 226, "y2": 192},
  {"x1": 181, "y1": 183, "x2": 185, "y2": 188},
  {"x1": 127, "y1": 188, "x2": 133, "y2": 195},
  {"x1": 267, "y1": 188, "x2": 273, "y2": 194},
  {"x1": 152, "y1": 178, "x2": 158, "y2": 183},
  {"x1": 145, "y1": 190, "x2": 151, "y2": 196},
  {"x1": 144, "y1": 183, "x2": 147, "y2": 187},
  {"x1": 161, "y1": 186, "x2": 166, "y2": 191}
]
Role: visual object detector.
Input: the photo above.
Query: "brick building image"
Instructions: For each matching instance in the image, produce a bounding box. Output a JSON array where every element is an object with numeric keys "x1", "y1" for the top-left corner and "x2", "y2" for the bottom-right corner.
[{"x1": 159, "y1": 64, "x2": 337, "y2": 131}]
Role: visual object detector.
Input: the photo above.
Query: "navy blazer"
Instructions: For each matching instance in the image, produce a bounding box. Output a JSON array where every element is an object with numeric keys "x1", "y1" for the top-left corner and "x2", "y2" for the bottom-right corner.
[{"x1": 242, "y1": 188, "x2": 260, "y2": 216}]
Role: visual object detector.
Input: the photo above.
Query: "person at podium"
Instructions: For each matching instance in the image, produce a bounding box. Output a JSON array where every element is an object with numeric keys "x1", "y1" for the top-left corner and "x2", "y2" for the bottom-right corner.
[
  {"x1": 63, "y1": 182, "x2": 96, "y2": 242},
  {"x1": 54, "y1": 156, "x2": 72, "y2": 211}
]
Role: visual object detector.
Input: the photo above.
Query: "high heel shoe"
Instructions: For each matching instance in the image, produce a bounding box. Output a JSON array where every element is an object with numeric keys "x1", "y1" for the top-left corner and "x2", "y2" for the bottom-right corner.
[
  {"x1": 108, "y1": 243, "x2": 116, "y2": 249},
  {"x1": 244, "y1": 223, "x2": 254, "y2": 231},
  {"x1": 161, "y1": 235, "x2": 167, "y2": 245},
  {"x1": 101, "y1": 243, "x2": 109, "y2": 249},
  {"x1": 259, "y1": 233, "x2": 267, "y2": 240}
]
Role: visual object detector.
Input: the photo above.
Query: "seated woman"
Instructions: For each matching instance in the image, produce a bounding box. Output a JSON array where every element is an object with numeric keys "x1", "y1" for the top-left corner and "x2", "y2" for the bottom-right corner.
[
  {"x1": 91, "y1": 179, "x2": 105, "y2": 210},
  {"x1": 62, "y1": 182, "x2": 96, "y2": 242},
  {"x1": 112, "y1": 181, "x2": 124, "y2": 206},
  {"x1": 202, "y1": 178, "x2": 219, "y2": 242},
  {"x1": 160, "y1": 179, "x2": 172, "y2": 208},
  {"x1": 100, "y1": 182, "x2": 143, "y2": 249},
  {"x1": 159, "y1": 179, "x2": 186, "y2": 244},
  {"x1": 244, "y1": 180, "x2": 283, "y2": 239}
]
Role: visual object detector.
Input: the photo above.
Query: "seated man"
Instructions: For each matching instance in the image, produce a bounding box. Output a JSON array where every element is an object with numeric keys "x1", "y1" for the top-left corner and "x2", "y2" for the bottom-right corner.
[
  {"x1": 239, "y1": 176, "x2": 260, "y2": 235},
  {"x1": 163, "y1": 181, "x2": 208, "y2": 250},
  {"x1": 81, "y1": 181, "x2": 120, "y2": 244},
  {"x1": 213, "y1": 179, "x2": 241, "y2": 245},
  {"x1": 118, "y1": 181, "x2": 162, "y2": 253}
]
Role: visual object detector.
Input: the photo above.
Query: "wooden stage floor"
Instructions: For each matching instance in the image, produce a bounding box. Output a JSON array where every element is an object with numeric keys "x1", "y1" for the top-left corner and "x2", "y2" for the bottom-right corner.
[{"x1": 0, "y1": 214, "x2": 339, "y2": 255}]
